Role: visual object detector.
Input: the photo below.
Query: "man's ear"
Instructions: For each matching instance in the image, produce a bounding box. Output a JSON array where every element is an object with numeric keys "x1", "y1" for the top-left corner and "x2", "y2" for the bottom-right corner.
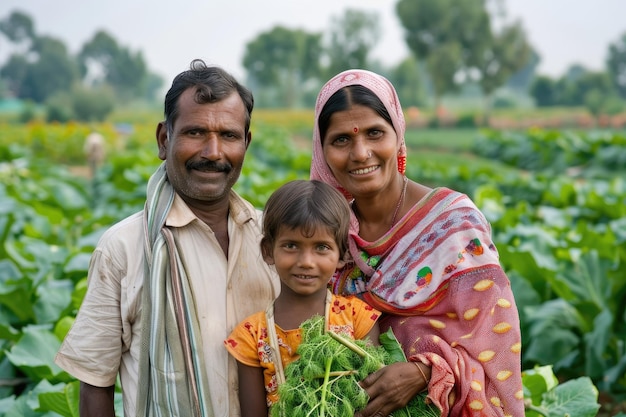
[
  {"x1": 156, "y1": 121, "x2": 168, "y2": 161},
  {"x1": 245, "y1": 132, "x2": 252, "y2": 149}
]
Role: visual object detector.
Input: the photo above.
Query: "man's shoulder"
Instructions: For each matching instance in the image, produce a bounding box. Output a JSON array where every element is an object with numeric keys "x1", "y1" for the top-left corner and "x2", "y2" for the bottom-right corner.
[
  {"x1": 104, "y1": 210, "x2": 143, "y2": 231},
  {"x1": 98, "y1": 211, "x2": 145, "y2": 246},
  {"x1": 229, "y1": 191, "x2": 263, "y2": 224}
]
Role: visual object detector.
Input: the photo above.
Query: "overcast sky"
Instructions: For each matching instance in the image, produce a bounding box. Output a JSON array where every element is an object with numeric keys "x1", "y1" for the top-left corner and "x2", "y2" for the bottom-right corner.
[{"x1": 1, "y1": 0, "x2": 625, "y2": 85}]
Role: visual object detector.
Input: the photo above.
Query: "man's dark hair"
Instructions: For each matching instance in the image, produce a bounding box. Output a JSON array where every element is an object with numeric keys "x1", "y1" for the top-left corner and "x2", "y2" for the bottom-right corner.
[{"x1": 164, "y1": 59, "x2": 254, "y2": 136}]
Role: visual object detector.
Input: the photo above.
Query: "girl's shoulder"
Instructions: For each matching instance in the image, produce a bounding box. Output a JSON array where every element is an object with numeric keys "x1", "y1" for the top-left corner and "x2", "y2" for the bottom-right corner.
[{"x1": 331, "y1": 294, "x2": 381, "y2": 315}]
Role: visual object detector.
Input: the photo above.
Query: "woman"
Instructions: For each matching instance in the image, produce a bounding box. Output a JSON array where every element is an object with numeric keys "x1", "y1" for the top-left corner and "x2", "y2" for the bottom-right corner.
[{"x1": 310, "y1": 69, "x2": 524, "y2": 417}]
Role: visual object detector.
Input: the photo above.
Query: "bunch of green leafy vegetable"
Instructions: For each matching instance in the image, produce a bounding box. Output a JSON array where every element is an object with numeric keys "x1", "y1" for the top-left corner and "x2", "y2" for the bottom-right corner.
[{"x1": 270, "y1": 315, "x2": 439, "y2": 417}]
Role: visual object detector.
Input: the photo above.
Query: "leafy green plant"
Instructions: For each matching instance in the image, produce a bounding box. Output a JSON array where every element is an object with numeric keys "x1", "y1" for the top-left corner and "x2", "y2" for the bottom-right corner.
[
  {"x1": 1, "y1": 122, "x2": 623, "y2": 415},
  {"x1": 270, "y1": 315, "x2": 437, "y2": 417},
  {"x1": 523, "y1": 365, "x2": 600, "y2": 417}
]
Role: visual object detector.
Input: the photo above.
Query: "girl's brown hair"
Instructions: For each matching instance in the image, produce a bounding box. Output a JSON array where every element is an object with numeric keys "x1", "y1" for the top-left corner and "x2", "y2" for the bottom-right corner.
[{"x1": 261, "y1": 180, "x2": 351, "y2": 258}]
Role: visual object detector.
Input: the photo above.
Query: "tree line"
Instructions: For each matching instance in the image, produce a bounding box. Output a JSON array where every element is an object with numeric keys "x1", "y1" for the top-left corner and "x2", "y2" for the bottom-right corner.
[
  {"x1": 0, "y1": 10, "x2": 163, "y2": 122},
  {"x1": 1, "y1": 0, "x2": 626, "y2": 123},
  {"x1": 241, "y1": 0, "x2": 626, "y2": 122}
]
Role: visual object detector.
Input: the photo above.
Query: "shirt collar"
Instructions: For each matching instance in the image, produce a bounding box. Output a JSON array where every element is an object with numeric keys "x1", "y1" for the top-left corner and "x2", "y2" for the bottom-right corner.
[{"x1": 165, "y1": 190, "x2": 256, "y2": 228}]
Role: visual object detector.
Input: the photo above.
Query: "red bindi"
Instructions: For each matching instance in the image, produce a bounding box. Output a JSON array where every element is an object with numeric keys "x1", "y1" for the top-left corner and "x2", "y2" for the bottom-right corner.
[{"x1": 353, "y1": 127, "x2": 358, "y2": 133}]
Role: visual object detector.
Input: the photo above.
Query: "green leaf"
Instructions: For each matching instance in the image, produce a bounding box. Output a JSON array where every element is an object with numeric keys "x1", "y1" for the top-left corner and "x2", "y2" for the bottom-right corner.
[
  {"x1": 0, "y1": 395, "x2": 17, "y2": 415},
  {"x1": 600, "y1": 352, "x2": 626, "y2": 393},
  {"x1": 54, "y1": 316, "x2": 75, "y2": 341},
  {"x1": 64, "y1": 253, "x2": 91, "y2": 275},
  {"x1": 542, "y1": 377, "x2": 600, "y2": 417},
  {"x1": 610, "y1": 217, "x2": 626, "y2": 242},
  {"x1": 5, "y1": 325, "x2": 67, "y2": 382},
  {"x1": 0, "y1": 322, "x2": 19, "y2": 341},
  {"x1": 2, "y1": 395, "x2": 41, "y2": 417},
  {"x1": 0, "y1": 276, "x2": 35, "y2": 322},
  {"x1": 2, "y1": 379, "x2": 60, "y2": 417},
  {"x1": 4, "y1": 236, "x2": 69, "y2": 279},
  {"x1": 522, "y1": 365, "x2": 559, "y2": 406},
  {"x1": 583, "y1": 308, "x2": 612, "y2": 379},
  {"x1": 379, "y1": 327, "x2": 407, "y2": 363},
  {"x1": 501, "y1": 223, "x2": 560, "y2": 271},
  {"x1": 556, "y1": 250, "x2": 613, "y2": 308},
  {"x1": 71, "y1": 278, "x2": 88, "y2": 310},
  {"x1": 41, "y1": 179, "x2": 89, "y2": 212},
  {"x1": 37, "y1": 381, "x2": 80, "y2": 417},
  {"x1": 523, "y1": 300, "x2": 585, "y2": 365},
  {"x1": 0, "y1": 356, "x2": 20, "y2": 400},
  {"x1": 34, "y1": 279, "x2": 74, "y2": 324},
  {"x1": 0, "y1": 259, "x2": 21, "y2": 282},
  {"x1": 522, "y1": 373, "x2": 548, "y2": 406}
]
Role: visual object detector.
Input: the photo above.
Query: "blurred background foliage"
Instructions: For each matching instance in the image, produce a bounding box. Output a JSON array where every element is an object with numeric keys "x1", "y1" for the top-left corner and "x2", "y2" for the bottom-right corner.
[{"x1": 1, "y1": 0, "x2": 626, "y2": 126}]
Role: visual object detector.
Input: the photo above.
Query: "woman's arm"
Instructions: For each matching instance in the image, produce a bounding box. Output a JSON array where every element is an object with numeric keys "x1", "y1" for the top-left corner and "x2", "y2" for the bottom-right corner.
[{"x1": 237, "y1": 362, "x2": 268, "y2": 417}]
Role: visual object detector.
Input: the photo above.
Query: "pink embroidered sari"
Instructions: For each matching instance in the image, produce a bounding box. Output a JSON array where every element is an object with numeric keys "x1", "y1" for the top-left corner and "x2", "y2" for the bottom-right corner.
[{"x1": 310, "y1": 69, "x2": 524, "y2": 417}]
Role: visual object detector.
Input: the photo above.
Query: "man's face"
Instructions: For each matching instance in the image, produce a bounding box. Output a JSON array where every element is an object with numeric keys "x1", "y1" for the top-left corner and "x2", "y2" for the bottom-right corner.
[{"x1": 157, "y1": 88, "x2": 251, "y2": 207}]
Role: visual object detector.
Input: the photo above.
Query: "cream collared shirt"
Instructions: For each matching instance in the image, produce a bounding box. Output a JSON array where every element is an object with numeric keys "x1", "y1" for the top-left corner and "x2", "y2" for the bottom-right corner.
[{"x1": 55, "y1": 191, "x2": 280, "y2": 417}]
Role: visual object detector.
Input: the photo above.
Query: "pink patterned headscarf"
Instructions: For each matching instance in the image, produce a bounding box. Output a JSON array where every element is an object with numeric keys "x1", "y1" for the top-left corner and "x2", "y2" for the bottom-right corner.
[{"x1": 310, "y1": 69, "x2": 407, "y2": 200}]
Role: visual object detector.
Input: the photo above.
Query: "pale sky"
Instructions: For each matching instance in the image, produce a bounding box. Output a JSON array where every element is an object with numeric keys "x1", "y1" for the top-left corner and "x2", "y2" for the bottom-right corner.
[{"x1": 0, "y1": 0, "x2": 625, "y2": 85}]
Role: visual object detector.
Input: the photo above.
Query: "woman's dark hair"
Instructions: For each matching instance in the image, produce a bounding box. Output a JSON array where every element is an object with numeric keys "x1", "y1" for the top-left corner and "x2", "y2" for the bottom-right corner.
[
  {"x1": 164, "y1": 59, "x2": 254, "y2": 136},
  {"x1": 318, "y1": 85, "x2": 393, "y2": 142},
  {"x1": 261, "y1": 180, "x2": 351, "y2": 258}
]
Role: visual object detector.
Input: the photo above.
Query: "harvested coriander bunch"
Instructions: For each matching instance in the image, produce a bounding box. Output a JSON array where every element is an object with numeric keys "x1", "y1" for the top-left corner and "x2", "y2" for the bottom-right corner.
[{"x1": 270, "y1": 315, "x2": 438, "y2": 417}]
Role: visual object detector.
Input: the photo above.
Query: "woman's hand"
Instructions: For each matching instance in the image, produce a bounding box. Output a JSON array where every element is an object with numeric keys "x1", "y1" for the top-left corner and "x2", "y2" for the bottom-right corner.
[{"x1": 355, "y1": 361, "x2": 429, "y2": 417}]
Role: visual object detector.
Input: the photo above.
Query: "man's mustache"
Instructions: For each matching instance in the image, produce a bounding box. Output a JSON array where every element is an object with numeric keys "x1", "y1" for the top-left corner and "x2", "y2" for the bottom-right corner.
[{"x1": 187, "y1": 160, "x2": 232, "y2": 172}]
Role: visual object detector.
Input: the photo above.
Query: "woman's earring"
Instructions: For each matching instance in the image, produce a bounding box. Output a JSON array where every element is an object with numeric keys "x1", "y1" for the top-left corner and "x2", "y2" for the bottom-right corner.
[{"x1": 397, "y1": 154, "x2": 406, "y2": 174}]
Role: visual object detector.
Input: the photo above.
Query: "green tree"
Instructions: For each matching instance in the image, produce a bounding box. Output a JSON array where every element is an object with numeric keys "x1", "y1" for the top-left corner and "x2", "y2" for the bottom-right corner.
[
  {"x1": 45, "y1": 91, "x2": 74, "y2": 123},
  {"x1": 0, "y1": 10, "x2": 34, "y2": 43},
  {"x1": 530, "y1": 75, "x2": 558, "y2": 107},
  {"x1": 71, "y1": 84, "x2": 115, "y2": 122},
  {"x1": 531, "y1": 67, "x2": 619, "y2": 114},
  {"x1": 78, "y1": 30, "x2": 156, "y2": 100},
  {"x1": 1, "y1": 12, "x2": 79, "y2": 103},
  {"x1": 243, "y1": 26, "x2": 323, "y2": 107},
  {"x1": 389, "y1": 56, "x2": 425, "y2": 107},
  {"x1": 396, "y1": 0, "x2": 491, "y2": 110},
  {"x1": 21, "y1": 36, "x2": 80, "y2": 102},
  {"x1": 0, "y1": 53, "x2": 29, "y2": 96},
  {"x1": 560, "y1": 69, "x2": 613, "y2": 106},
  {"x1": 507, "y1": 50, "x2": 540, "y2": 92},
  {"x1": 474, "y1": 20, "x2": 532, "y2": 122},
  {"x1": 325, "y1": 9, "x2": 381, "y2": 78},
  {"x1": 606, "y1": 31, "x2": 626, "y2": 99}
]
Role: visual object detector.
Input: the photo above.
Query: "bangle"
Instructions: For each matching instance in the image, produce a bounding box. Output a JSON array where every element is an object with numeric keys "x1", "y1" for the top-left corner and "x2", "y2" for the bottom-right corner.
[{"x1": 413, "y1": 361, "x2": 430, "y2": 388}]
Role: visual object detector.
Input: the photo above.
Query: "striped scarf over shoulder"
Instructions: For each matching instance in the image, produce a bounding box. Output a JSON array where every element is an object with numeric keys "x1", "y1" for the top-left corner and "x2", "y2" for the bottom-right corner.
[{"x1": 136, "y1": 163, "x2": 214, "y2": 417}]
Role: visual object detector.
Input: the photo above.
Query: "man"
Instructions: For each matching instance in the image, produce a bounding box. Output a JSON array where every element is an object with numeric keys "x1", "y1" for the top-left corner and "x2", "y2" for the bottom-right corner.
[{"x1": 55, "y1": 59, "x2": 280, "y2": 417}]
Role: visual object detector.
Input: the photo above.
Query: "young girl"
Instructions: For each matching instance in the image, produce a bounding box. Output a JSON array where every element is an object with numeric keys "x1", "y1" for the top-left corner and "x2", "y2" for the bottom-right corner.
[{"x1": 224, "y1": 180, "x2": 381, "y2": 417}]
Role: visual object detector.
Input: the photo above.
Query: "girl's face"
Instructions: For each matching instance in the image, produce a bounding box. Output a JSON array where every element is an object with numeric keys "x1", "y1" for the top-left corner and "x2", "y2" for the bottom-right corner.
[
  {"x1": 322, "y1": 104, "x2": 400, "y2": 200},
  {"x1": 264, "y1": 225, "x2": 345, "y2": 298}
]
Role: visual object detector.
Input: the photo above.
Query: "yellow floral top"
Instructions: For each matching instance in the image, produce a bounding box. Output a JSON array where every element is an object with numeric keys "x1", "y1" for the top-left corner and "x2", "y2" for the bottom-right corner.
[{"x1": 224, "y1": 294, "x2": 380, "y2": 406}]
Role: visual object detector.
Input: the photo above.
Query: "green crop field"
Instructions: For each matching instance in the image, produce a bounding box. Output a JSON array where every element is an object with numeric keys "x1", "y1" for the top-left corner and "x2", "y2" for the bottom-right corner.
[{"x1": 0, "y1": 116, "x2": 625, "y2": 416}]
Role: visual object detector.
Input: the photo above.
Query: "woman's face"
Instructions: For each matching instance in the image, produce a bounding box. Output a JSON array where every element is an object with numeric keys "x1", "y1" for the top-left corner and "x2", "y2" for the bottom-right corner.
[{"x1": 322, "y1": 104, "x2": 399, "y2": 199}]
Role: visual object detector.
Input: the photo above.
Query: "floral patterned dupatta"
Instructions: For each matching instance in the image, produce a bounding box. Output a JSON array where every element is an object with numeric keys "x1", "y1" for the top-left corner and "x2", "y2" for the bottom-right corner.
[
  {"x1": 330, "y1": 187, "x2": 525, "y2": 417},
  {"x1": 330, "y1": 187, "x2": 502, "y2": 314}
]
